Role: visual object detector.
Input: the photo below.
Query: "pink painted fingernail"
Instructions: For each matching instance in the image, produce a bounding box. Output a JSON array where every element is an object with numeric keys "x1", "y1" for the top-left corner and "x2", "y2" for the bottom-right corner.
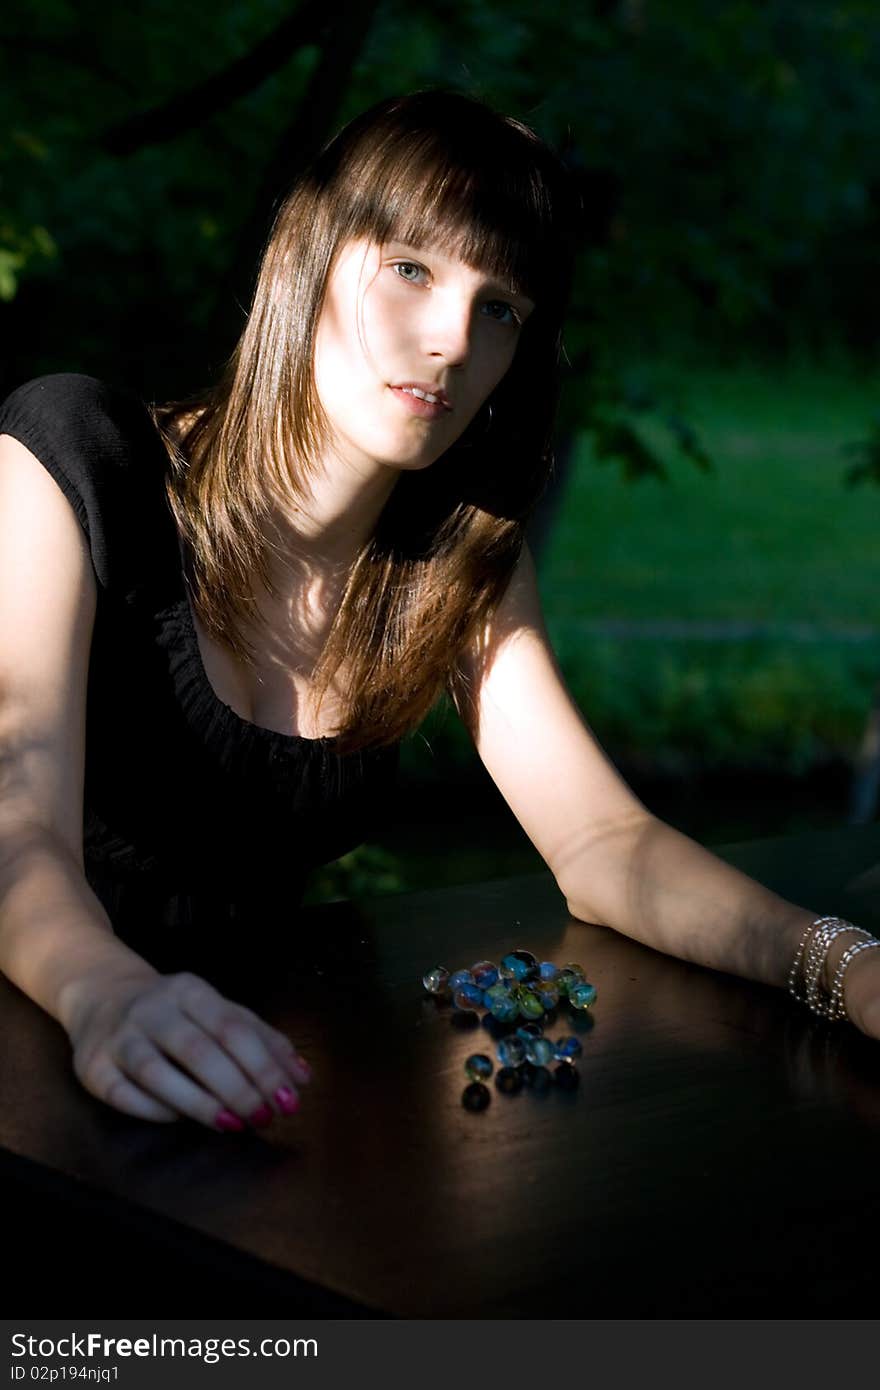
[
  {"x1": 274, "y1": 1086, "x2": 300, "y2": 1115},
  {"x1": 248, "y1": 1103, "x2": 274, "y2": 1128},
  {"x1": 215, "y1": 1109, "x2": 245, "y2": 1132}
]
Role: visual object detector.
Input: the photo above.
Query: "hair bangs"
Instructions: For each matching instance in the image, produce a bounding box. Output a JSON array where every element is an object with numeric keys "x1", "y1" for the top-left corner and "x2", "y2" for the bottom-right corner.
[{"x1": 335, "y1": 117, "x2": 566, "y2": 305}]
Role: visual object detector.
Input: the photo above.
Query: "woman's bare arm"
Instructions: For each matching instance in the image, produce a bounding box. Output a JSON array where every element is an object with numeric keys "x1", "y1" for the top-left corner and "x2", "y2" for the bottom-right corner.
[
  {"x1": 0, "y1": 432, "x2": 310, "y2": 1127},
  {"x1": 453, "y1": 543, "x2": 880, "y2": 1035}
]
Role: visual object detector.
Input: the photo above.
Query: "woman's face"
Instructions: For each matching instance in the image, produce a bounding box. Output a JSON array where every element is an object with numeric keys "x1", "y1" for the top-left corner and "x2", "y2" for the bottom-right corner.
[{"x1": 312, "y1": 236, "x2": 535, "y2": 473}]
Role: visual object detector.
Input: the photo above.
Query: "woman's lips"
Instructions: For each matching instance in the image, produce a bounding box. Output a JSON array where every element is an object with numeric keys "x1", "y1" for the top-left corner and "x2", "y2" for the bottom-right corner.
[{"x1": 388, "y1": 386, "x2": 450, "y2": 421}]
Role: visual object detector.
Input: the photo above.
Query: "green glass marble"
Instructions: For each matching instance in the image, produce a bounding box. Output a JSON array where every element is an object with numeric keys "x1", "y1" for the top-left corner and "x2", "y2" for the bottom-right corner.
[
  {"x1": 488, "y1": 994, "x2": 520, "y2": 1023},
  {"x1": 484, "y1": 982, "x2": 514, "y2": 1005},
  {"x1": 555, "y1": 968, "x2": 581, "y2": 998},
  {"x1": 516, "y1": 986, "x2": 545, "y2": 1020}
]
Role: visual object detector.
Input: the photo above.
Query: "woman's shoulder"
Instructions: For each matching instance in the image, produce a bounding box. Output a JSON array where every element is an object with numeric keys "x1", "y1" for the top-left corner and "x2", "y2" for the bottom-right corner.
[
  {"x1": 0, "y1": 372, "x2": 160, "y2": 453},
  {"x1": 0, "y1": 372, "x2": 179, "y2": 595}
]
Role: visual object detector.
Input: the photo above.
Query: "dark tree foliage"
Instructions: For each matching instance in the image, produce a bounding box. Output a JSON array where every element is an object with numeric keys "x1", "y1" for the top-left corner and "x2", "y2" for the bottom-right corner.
[{"x1": 2, "y1": 0, "x2": 880, "y2": 491}]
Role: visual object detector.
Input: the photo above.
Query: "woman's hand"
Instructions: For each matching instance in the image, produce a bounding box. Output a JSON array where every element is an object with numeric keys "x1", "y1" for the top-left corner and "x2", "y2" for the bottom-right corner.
[
  {"x1": 67, "y1": 966, "x2": 312, "y2": 1130},
  {"x1": 843, "y1": 946, "x2": 880, "y2": 1041}
]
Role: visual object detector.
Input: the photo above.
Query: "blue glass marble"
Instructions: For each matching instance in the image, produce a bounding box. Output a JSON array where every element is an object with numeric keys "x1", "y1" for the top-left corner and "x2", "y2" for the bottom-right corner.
[
  {"x1": 462, "y1": 1082, "x2": 491, "y2": 1111},
  {"x1": 465, "y1": 1053, "x2": 494, "y2": 1081},
  {"x1": 538, "y1": 961, "x2": 559, "y2": 981},
  {"x1": 470, "y1": 960, "x2": 499, "y2": 989},
  {"x1": 497, "y1": 1036, "x2": 527, "y2": 1067},
  {"x1": 495, "y1": 1066, "x2": 524, "y2": 1095},
  {"x1": 516, "y1": 1022, "x2": 544, "y2": 1040},
  {"x1": 448, "y1": 968, "x2": 476, "y2": 991},
  {"x1": 453, "y1": 984, "x2": 485, "y2": 1011},
  {"x1": 563, "y1": 962, "x2": 587, "y2": 982},
  {"x1": 524, "y1": 1036, "x2": 556, "y2": 1066},
  {"x1": 569, "y1": 982, "x2": 597, "y2": 1011},
  {"x1": 422, "y1": 967, "x2": 450, "y2": 994},
  {"x1": 535, "y1": 981, "x2": 560, "y2": 1010},
  {"x1": 500, "y1": 949, "x2": 538, "y2": 983},
  {"x1": 554, "y1": 1035, "x2": 584, "y2": 1060}
]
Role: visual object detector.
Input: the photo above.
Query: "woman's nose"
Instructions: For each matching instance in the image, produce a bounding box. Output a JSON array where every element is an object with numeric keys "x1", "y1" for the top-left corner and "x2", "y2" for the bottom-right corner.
[{"x1": 423, "y1": 296, "x2": 473, "y2": 366}]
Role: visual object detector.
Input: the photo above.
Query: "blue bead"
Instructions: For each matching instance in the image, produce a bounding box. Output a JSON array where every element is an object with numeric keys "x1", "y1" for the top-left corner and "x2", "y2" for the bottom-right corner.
[
  {"x1": 569, "y1": 982, "x2": 597, "y2": 1011},
  {"x1": 535, "y1": 982, "x2": 560, "y2": 1009},
  {"x1": 448, "y1": 968, "x2": 475, "y2": 991},
  {"x1": 453, "y1": 981, "x2": 485, "y2": 1009},
  {"x1": 464, "y1": 1053, "x2": 493, "y2": 1080},
  {"x1": 500, "y1": 949, "x2": 538, "y2": 983},
  {"x1": 470, "y1": 960, "x2": 499, "y2": 989},
  {"x1": 524, "y1": 1037, "x2": 556, "y2": 1066},
  {"x1": 538, "y1": 961, "x2": 559, "y2": 981},
  {"x1": 554, "y1": 1035, "x2": 583, "y2": 1060},
  {"x1": 497, "y1": 1036, "x2": 526, "y2": 1066}
]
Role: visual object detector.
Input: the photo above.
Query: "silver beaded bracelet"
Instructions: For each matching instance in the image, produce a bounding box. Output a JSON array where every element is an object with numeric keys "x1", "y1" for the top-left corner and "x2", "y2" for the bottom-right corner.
[
  {"x1": 828, "y1": 938, "x2": 880, "y2": 1022},
  {"x1": 788, "y1": 915, "x2": 878, "y2": 1021}
]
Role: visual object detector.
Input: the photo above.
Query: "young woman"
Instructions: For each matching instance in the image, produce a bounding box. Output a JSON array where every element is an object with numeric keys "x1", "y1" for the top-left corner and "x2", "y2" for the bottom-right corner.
[{"x1": 0, "y1": 90, "x2": 877, "y2": 1137}]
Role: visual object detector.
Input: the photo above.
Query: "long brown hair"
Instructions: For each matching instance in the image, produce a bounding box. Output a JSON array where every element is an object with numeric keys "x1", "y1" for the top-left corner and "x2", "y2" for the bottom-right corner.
[{"x1": 151, "y1": 89, "x2": 579, "y2": 753}]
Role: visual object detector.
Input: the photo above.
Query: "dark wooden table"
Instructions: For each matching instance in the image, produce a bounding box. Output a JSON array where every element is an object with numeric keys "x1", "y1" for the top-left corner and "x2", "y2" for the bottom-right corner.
[{"x1": 3, "y1": 822, "x2": 880, "y2": 1317}]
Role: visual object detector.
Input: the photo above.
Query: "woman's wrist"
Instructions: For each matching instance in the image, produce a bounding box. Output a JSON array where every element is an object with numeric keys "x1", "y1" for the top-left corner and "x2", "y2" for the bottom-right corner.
[
  {"x1": 787, "y1": 914, "x2": 879, "y2": 1023},
  {"x1": 55, "y1": 947, "x2": 160, "y2": 1039}
]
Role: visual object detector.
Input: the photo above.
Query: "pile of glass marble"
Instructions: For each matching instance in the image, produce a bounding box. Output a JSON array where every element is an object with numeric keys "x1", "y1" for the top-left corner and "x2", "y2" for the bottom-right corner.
[{"x1": 421, "y1": 949, "x2": 597, "y2": 1108}]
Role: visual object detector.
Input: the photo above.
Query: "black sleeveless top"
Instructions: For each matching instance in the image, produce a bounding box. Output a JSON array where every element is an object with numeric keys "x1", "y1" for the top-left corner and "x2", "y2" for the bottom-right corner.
[{"x1": 0, "y1": 373, "x2": 400, "y2": 956}]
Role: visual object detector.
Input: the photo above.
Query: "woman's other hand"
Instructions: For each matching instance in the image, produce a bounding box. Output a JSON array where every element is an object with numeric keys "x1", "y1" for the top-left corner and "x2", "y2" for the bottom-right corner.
[{"x1": 66, "y1": 966, "x2": 312, "y2": 1130}]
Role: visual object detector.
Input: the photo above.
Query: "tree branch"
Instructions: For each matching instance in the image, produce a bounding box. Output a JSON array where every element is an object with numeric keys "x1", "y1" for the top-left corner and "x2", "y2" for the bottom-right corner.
[{"x1": 100, "y1": 0, "x2": 329, "y2": 156}]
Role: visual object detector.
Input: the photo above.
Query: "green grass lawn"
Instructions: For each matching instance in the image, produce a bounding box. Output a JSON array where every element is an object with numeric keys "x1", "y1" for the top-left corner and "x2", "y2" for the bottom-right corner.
[
  {"x1": 543, "y1": 360, "x2": 880, "y2": 625},
  {"x1": 535, "y1": 360, "x2": 880, "y2": 776}
]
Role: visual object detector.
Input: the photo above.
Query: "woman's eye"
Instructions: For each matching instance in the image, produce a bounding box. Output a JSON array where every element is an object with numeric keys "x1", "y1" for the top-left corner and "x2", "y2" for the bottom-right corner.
[
  {"x1": 393, "y1": 261, "x2": 427, "y2": 284},
  {"x1": 483, "y1": 300, "x2": 521, "y2": 326}
]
